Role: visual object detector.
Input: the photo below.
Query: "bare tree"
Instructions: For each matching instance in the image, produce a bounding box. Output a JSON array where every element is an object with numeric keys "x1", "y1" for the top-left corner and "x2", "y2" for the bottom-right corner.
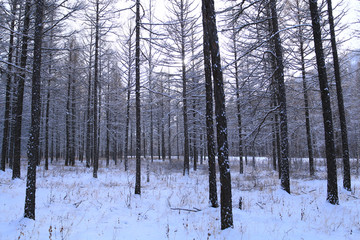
[
  {"x1": 201, "y1": 0, "x2": 218, "y2": 208},
  {"x1": 203, "y1": 0, "x2": 233, "y2": 230},
  {"x1": 134, "y1": 0, "x2": 141, "y2": 195},
  {"x1": 24, "y1": 0, "x2": 45, "y2": 220},
  {"x1": 326, "y1": 0, "x2": 351, "y2": 191},
  {"x1": 308, "y1": 0, "x2": 339, "y2": 205}
]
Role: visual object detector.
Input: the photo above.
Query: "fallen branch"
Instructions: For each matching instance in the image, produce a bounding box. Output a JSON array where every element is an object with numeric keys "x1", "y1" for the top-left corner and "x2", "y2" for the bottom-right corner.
[
  {"x1": 73, "y1": 200, "x2": 83, "y2": 208},
  {"x1": 170, "y1": 207, "x2": 201, "y2": 212},
  {"x1": 256, "y1": 202, "x2": 264, "y2": 209}
]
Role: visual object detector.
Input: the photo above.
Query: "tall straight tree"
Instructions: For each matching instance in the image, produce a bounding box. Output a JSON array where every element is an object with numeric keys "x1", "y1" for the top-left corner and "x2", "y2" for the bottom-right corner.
[
  {"x1": 269, "y1": 0, "x2": 290, "y2": 193},
  {"x1": 12, "y1": 0, "x2": 32, "y2": 179},
  {"x1": 203, "y1": 0, "x2": 233, "y2": 230},
  {"x1": 1, "y1": 0, "x2": 18, "y2": 172},
  {"x1": 179, "y1": 0, "x2": 190, "y2": 175},
  {"x1": 134, "y1": 0, "x2": 141, "y2": 195},
  {"x1": 308, "y1": 0, "x2": 339, "y2": 205},
  {"x1": 93, "y1": 0, "x2": 100, "y2": 178},
  {"x1": 326, "y1": 0, "x2": 351, "y2": 191},
  {"x1": 228, "y1": 9, "x2": 244, "y2": 174},
  {"x1": 201, "y1": 0, "x2": 218, "y2": 208},
  {"x1": 148, "y1": 0, "x2": 155, "y2": 163},
  {"x1": 123, "y1": 25, "x2": 133, "y2": 172},
  {"x1": 44, "y1": 19, "x2": 55, "y2": 170},
  {"x1": 293, "y1": 0, "x2": 315, "y2": 176},
  {"x1": 24, "y1": 0, "x2": 45, "y2": 220},
  {"x1": 85, "y1": 26, "x2": 94, "y2": 168}
]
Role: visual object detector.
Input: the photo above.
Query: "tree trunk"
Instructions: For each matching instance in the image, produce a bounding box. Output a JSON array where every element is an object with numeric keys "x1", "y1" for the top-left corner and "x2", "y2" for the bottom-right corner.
[
  {"x1": 24, "y1": 0, "x2": 44, "y2": 220},
  {"x1": 85, "y1": 27, "x2": 93, "y2": 168},
  {"x1": 270, "y1": 0, "x2": 290, "y2": 193},
  {"x1": 231, "y1": 22, "x2": 244, "y2": 174},
  {"x1": 203, "y1": 0, "x2": 233, "y2": 230},
  {"x1": 201, "y1": 0, "x2": 218, "y2": 208},
  {"x1": 181, "y1": 0, "x2": 190, "y2": 176},
  {"x1": 93, "y1": 0, "x2": 100, "y2": 178},
  {"x1": 124, "y1": 32, "x2": 132, "y2": 171},
  {"x1": 65, "y1": 58, "x2": 71, "y2": 166},
  {"x1": 45, "y1": 65, "x2": 50, "y2": 170},
  {"x1": 326, "y1": 0, "x2": 351, "y2": 191},
  {"x1": 13, "y1": 0, "x2": 32, "y2": 179},
  {"x1": 168, "y1": 80, "x2": 172, "y2": 162},
  {"x1": 134, "y1": 0, "x2": 141, "y2": 195},
  {"x1": 298, "y1": 21, "x2": 315, "y2": 176},
  {"x1": 106, "y1": 66, "x2": 110, "y2": 167},
  {"x1": 148, "y1": 0, "x2": 154, "y2": 163},
  {"x1": 1, "y1": 0, "x2": 17, "y2": 172},
  {"x1": 308, "y1": 0, "x2": 339, "y2": 205},
  {"x1": 70, "y1": 51, "x2": 76, "y2": 166}
]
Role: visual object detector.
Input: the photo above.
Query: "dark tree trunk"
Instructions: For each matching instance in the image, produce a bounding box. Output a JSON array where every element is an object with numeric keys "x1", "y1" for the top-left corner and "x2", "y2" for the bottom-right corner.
[
  {"x1": 65, "y1": 61, "x2": 71, "y2": 167},
  {"x1": 50, "y1": 126, "x2": 54, "y2": 163},
  {"x1": 270, "y1": 0, "x2": 290, "y2": 193},
  {"x1": 231, "y1": 23, "x2": 243, "y2": 174},
  {"x1": 113, "y1": 129, "x2": 118, "y2": 165},
  {"x1": 9, "y1": 9, "x2": 23, "y2": 169},
  {"x1": 1, "y1": 0, "x2": 17, "y2": 171},
  {"x1": 85, "y1": 27, "x2": 94, "y2": 168},
  {"x1": 13, "y1": 0, "x2": 32, "y2": 179},
  {"x1": 134, "y1": 0, "x2": 141, "y2": 195},
  {"x1": 93, "y1": 0, "x2": 100, "y2": 178},
  {"x1": 203, "y1": 0, "x2": 233, "y2": 230},
  {"x1": 326, "y1": 0, "x2": 351, "y2": 191},
  {"x1": 106, "y1": 76, "x2": 110, "y2": 167},
  {"x1": 271, "y1": 117, "x2": 277, "y2": 171},
  {"x1": 44, "y1": 68, "x2": 50, "y2": 170},
  {"x1": 44, "y1": 13, "x2": 55, "y2": 170},
  {"x1": 148, "y1": 0, "x2": 154, "y2": 163},
  {"x1": 168, "y1": 82, "x2": 172, "y2": 162},
  {"x1": 70, "y1": 55, "x2": 76, "y2": 167},
  {"x1": 192, "y1": 100, "x2": 198, "y2": 171},
  {"x1": 274, "y1": 94, "x2": 281, "y2": 178},
  {"x1": 24, "y1": 0, "x2": 44, "y2": 220},
  {"x1": 308, "y1": 0, "x2": 339, "y2": 205},
  {"x1": 124, "y1": 35, "x2": 132, "y2": 171},
  {"x1": 176, "y1": 111, "x2": 180, "y2": 160},
  {"x1": 298, "y1": 21, "x2": 315, "y2": 176},
  {"x1": 55, "y1": 123, "x2": 60, "y2": 161},
  {"x1": 181, "y1": 0, "x2": 190, "y2": 176},
  {"x1": 161, "y1": 86, "x2": 166, "y2": 161},
  {"x1": 201, "y1": 0, "x2": 218, "y2": 208},
  {"x1": 78, "y1": 117, "x2": 84, "y2": 163}
]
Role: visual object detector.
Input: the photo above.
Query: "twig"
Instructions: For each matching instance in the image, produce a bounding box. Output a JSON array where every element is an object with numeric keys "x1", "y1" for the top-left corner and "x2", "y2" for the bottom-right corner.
[
  {"x1": 73, "y1": 200, "x2": 83, "y2": 208},
  {"x1": 170, "y1": 207, "x2": 201, "y2": 212},
  {"x1": 256, "y1": 202, "x2": 264, "y2": 209}
]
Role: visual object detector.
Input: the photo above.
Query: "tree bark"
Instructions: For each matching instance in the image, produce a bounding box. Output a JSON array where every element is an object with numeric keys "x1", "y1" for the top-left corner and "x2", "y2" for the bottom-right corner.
[
  {"x1": 298, "y1": 22, "x2": 315, "y2": 176},
  {"x1": 231, "y1": 21, "x2": 244, "y2": 174},
  {"x1": 93, "y1": 0, "x2": 100, "y2": 178},
  {"x1": 1, "y1": 0, "x2": 17, "y2": 172},
  {"x1": 134, "y1": 0, "x2": 141, "y2": 195},
  {"x1": 201, "y1": 0, "x2": 218, "y2": 208},
  {"x1": 180, "y1": 0, "x2": 190, "y2": 176},
  {"x1": 124, "y1": 32, "x2": 132, "y2": 171},
  {"x1": 270, "y1": 0, "x2": 290, "y2": 194},
  {"x1": 203, "y1": 0, "x2": 233, "y2": 230},
  {"x1": 308, "y1": 0, "x2": 339, "y2": 205},
  {"x1": 24, "y1": 0, "x2": 44, "y2": 220},
  {"x1": 12, "y1": 0, "x2": 32, "y2": 179},
  {"x1": 326, "y1": 0, "x2": 351, "y2": 191}
]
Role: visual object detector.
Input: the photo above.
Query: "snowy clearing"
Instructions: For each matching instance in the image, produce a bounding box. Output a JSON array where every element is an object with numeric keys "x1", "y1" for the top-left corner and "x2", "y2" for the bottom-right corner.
[{"x1": 1, "y1": 158, "x2": 360, "y2": 240}]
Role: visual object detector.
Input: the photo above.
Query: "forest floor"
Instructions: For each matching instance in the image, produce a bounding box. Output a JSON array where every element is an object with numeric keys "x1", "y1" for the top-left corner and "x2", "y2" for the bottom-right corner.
[{"x1": 0, "y1": 157, "x2": 360, "y2": 240}]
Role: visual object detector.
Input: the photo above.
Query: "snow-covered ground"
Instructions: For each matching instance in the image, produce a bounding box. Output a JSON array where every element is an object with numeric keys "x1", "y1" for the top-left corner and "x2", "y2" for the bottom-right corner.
[{"x1": 1, "y1": 158, "x2": 359, "y2": 240}]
